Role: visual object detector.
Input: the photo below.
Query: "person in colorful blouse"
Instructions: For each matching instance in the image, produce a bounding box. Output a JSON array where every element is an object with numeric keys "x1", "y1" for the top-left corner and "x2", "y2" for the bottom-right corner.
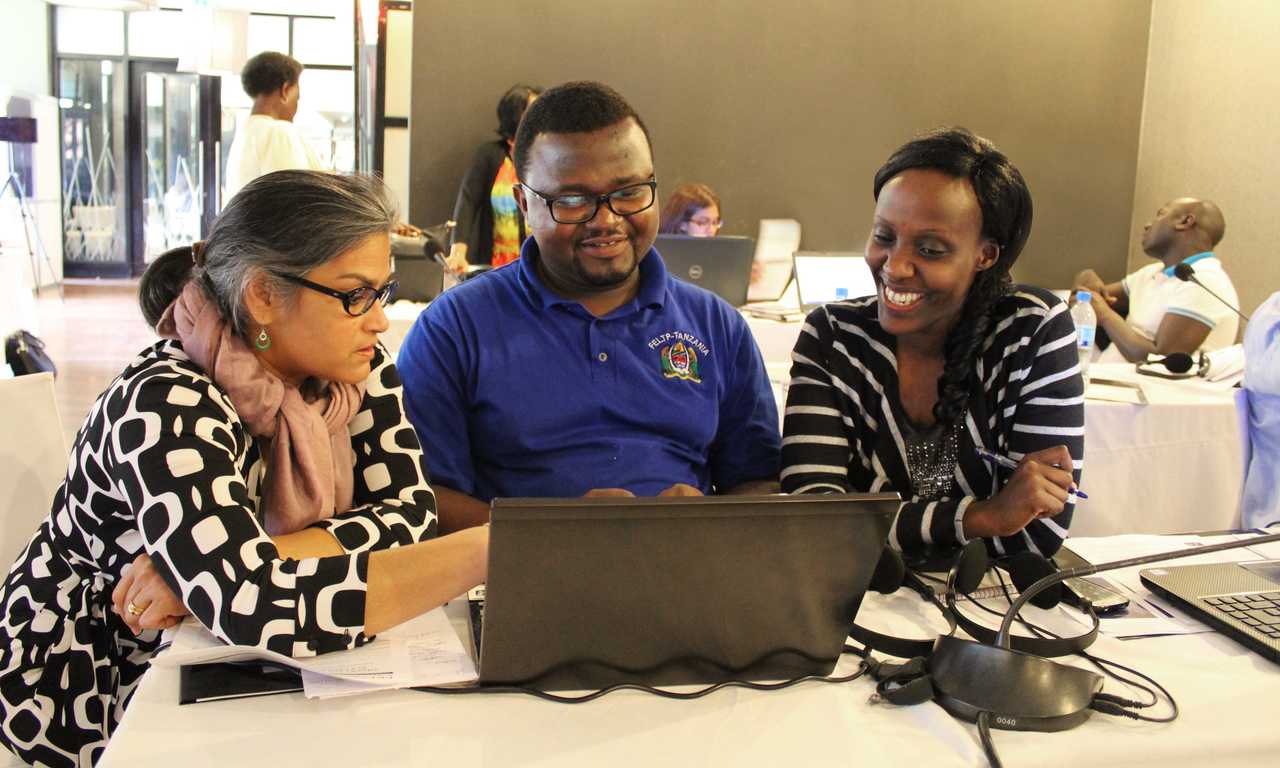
[{"x1": 447, "y1": 83, "x2": 542, "y2": 272}]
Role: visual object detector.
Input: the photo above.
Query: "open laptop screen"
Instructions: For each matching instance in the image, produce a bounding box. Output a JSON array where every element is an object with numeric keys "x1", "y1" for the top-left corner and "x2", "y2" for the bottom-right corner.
[{"x1": 795, "y1": 253, "x2": 876, "y2": 309}]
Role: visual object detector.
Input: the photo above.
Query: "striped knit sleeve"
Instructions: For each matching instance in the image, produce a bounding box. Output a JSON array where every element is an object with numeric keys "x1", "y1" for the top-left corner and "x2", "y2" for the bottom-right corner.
[
  {"x1": 993, "y1": 298, "x2": 1085, "y2": 557},
  {"x1": 780, "y1": 308, "x2": 852, "y2": 494}
]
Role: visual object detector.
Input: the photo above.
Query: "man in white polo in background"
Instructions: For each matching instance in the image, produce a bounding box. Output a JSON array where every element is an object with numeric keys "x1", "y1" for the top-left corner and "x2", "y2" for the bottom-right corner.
[
  {"x1": 1072, "y1": 197, "x2": 1239, "y2": 362},
  {"x1": 223, "y1": 51, "x2": 322, "y2": 201}
]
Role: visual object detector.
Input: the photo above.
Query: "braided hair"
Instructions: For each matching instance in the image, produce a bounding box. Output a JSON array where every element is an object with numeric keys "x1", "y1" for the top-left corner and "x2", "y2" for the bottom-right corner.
[{"x1": 871, "y1": 127, "x2": 1034, "y2": 426}]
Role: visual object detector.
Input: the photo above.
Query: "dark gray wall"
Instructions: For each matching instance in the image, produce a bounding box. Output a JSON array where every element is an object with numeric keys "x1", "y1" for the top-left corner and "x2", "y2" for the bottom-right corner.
[{"x1": 409, "y1": 0, "x2": 1151, "y2": 289}]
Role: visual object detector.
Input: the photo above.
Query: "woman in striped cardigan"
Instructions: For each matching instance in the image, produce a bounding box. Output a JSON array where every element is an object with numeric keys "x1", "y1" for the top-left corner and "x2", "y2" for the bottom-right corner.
[{"x1": 782, "y1": 128, "x2": 1083, "y2": 560}]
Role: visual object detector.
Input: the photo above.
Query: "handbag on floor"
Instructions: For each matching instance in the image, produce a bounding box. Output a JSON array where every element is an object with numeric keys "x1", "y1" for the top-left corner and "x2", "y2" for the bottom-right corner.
[{"x1": 4, "y1": 330, "x2": 56, "y2": 377}]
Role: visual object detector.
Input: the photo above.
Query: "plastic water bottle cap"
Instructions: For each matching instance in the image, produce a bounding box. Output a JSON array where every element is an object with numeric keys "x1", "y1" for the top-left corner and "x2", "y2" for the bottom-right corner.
[{"x1": 1075, "y1": 289, "x2": 1093, "y2": 303}]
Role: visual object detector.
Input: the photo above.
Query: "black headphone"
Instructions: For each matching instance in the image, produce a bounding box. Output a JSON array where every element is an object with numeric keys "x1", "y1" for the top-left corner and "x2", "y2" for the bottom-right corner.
[{"x1": 852, "y1": 541, "x2": 1098, "y2": 659}]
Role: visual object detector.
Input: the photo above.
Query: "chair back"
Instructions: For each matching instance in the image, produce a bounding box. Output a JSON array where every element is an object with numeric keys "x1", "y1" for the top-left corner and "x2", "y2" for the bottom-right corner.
[{"x1": 0, "y1": 373, "x2": 68, "y2": 565}]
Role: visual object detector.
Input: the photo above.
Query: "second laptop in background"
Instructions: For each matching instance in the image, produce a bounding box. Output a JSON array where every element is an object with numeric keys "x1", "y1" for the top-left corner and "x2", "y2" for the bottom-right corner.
[
  {"x1": 747, "y1": 252, "x2": 876, "y2": 319},
  {"x1": 656, "y1": 234, "x2": 755, "y2": 307}
]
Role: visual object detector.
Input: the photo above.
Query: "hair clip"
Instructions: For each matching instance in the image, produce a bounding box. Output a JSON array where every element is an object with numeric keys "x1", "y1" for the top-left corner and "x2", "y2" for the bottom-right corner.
[{"x1": 191, "y1": 240, "x2": 207, "y2": 267}]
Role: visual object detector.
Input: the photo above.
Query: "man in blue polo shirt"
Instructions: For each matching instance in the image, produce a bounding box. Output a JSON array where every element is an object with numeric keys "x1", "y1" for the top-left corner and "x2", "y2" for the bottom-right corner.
[{"x1": 397, "y1": 81, "x2": 780, "y2": 531}]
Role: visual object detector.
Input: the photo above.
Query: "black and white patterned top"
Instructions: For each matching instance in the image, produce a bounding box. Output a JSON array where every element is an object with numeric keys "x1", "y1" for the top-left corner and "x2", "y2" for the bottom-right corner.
[
  {"x1": 0, "y1": 341, "x2": 436, "y2": 767},
  {"x1": 781, "y1": 286, "x2": 1084, "y2": 559}
]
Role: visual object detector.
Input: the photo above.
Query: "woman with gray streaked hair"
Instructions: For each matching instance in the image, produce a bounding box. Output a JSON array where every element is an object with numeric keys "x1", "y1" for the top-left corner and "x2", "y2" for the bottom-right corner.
[{"x1": 0, "y1": 170, "x2": 488, "y2": 767}]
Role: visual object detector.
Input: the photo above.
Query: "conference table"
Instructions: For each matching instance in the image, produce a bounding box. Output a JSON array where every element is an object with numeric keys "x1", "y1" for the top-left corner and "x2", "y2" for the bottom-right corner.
[
  {"x1": 382, "y1": 303, "x2": 1247, "y2": 539},
  {"x1": 100, "y1": 552, "x2": 1280, "y2": 768}
]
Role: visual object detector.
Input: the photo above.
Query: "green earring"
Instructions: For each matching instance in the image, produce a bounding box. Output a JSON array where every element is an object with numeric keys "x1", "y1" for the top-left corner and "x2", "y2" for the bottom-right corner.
[{"x1": 255, "y1": 328, "x2": 271, "y2": 351}]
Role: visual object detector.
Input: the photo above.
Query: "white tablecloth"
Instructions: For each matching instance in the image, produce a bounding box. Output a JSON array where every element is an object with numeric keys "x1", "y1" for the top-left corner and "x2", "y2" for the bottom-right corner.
[{"x1": 100, "y1": 578, "x2": 1280, "y2": 767}]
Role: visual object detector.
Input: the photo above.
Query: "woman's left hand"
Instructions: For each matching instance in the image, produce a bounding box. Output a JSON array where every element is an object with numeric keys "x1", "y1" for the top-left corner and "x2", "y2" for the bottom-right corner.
[{"x1": 111, "y1": 553, "x2": 189, "y2": 635}]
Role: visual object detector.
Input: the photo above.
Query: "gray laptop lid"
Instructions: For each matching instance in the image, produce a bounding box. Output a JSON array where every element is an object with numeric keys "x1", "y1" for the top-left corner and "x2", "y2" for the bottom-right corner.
[
  {"x1": 479, "y1": 493, "x2": 897, "y2": 690},
  {"x1": 656, "y1": 234, "x2": 755, "y2": 307}
]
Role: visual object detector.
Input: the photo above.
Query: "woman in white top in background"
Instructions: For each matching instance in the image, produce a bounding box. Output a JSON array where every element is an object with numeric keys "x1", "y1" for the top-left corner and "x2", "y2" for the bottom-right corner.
[{"x1": 223, "y1": 51, "x2": 322, "y2": 200}]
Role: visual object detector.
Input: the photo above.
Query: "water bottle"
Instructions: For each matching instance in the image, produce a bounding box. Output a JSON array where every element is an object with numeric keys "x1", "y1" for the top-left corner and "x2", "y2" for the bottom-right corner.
[{"x1": 1070, "y1": 290, "x2": 1096, "y2": 384}]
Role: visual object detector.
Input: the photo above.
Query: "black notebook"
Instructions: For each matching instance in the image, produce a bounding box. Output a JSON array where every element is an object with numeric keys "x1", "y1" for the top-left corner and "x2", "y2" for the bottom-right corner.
[{"x1": 179, "y1": 662, "x2": 304, "y2": 705}]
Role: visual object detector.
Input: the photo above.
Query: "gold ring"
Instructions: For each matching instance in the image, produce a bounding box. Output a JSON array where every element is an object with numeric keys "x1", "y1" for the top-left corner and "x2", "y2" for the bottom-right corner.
[{"x1": 126, "y1": 601, "x2": 143, "y2": 616}]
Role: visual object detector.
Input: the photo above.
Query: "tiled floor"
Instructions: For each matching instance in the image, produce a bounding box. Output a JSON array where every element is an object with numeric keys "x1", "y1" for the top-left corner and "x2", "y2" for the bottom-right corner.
[{"x1": 34, "y1": 280, "x2": 157, "y2": 446}]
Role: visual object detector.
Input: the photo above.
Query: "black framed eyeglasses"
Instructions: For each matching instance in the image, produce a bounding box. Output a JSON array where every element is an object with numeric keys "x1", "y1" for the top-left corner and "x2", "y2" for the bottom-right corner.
[
  {"x1": 520, "y1": 180, "x2": 657, "y2": 224},
  {"x1": 277, "y1": 273, "x2": 398, "y2": 316}
]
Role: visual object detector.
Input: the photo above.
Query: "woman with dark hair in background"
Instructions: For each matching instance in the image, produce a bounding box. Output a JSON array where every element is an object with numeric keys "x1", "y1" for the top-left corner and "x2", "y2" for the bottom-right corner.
[
  {"x1": 659, "y1": 182, "x2": 723, "y2": 236},
  {"x1": 0, "y1": 171, "x2": 488, "y2": 767},
  {"x1": 446, "y1": 83, "x2": 543, "y2": 272},
  {"x1": 781, "y1": 127, "x2": 1083, "y2": 559}
]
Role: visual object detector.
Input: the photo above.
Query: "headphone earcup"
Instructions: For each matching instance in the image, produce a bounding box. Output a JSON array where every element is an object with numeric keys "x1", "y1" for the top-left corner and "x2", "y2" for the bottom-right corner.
[
  {"x1": 1007, "y1": 551, "x2": 1062, "y2": 609},
  {"x1": 869, "y1": 546, "x2": 907, "y2": 594},
  {"x1": 952, "y1": 540, "x2": 989, "y2": 596}
]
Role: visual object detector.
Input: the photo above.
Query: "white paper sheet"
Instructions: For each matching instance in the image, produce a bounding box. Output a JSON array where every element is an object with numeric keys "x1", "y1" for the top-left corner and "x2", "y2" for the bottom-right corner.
[{"x1": 156, "y1": 607, "x2": 477, "y2": 697}]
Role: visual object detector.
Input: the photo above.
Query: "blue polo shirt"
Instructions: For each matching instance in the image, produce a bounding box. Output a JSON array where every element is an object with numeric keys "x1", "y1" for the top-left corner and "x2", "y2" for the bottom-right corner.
[{"x1": 396, "y1": 240, "x2": 780, "y2": 501}]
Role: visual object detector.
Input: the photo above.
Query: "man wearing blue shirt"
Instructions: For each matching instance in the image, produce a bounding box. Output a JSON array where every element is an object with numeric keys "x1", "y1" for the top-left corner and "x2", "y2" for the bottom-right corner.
[{"x1": 397, "y1": 81, "x2": 780, "y2": 530}]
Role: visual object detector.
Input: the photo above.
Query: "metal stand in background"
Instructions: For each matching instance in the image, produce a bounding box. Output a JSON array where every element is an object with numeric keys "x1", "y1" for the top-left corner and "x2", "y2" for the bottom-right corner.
[{"x1": 1, "y1": 143, "x2": 62, "y2": 299}]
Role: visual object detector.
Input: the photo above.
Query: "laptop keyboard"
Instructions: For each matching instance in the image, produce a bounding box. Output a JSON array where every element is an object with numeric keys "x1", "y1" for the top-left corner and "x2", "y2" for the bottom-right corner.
[{"x1": 1203, "y1": 591, "x2": 1280, "y2": 639}]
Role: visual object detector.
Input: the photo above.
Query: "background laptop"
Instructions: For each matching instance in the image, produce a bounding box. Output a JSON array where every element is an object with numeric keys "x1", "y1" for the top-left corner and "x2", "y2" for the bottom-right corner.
[
  {"x1": 795, "y1": 252, "x2": 876, "y2": 311},
  {"x1": 477, "y1": 493, "x2": 897, "y2": 690},
  {"x1": 1141, "y1": 560, "x2": 1280, "y2": 662},
  {"x1": 748, "y1": 252, "x2": 875, "y2": 319},
  {"x1": 656, "y1": 234, "x2": 755, "y2": 306}
]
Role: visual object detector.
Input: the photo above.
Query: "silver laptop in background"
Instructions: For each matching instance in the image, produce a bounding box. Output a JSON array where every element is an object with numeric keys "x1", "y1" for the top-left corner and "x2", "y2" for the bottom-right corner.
[
  {"x1": 1141, "y1": 559, "x2": 1280, "y2": 662},
  {"x1": 747, "y1": 252, "x2": 875, "y2": 319},
  {"x1": 656, "y1": 234, "x2": 756, "y2": 307},
  {"x1": 477, "y1": 493, "x2": 898, "y2": 690}
]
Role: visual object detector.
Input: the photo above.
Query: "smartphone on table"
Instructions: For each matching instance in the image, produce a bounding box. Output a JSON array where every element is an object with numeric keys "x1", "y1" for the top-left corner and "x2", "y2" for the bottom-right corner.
[{"x1": 1053, "y1": 546, "x2": 1131, "y2": 615}]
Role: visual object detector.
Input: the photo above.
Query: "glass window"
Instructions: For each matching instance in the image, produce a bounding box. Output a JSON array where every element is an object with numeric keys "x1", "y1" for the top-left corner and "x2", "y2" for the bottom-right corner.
[
  {"x1": 55, "y1": 7, "x2": 125, "y2": 57},
  {"x1": 246, "y1": 14, "x2": 289, "y2": 58},
  {"x1": 299, "y1": 68, "x2": 354, "y2": 114},
  {"x1": 127, "y1": 9, "x2": 185, "y2": 59},
  {"x1": 297, "y1": 69, "x2": 355, "y2": 173},
  {"x1": 293, "y1": 17, "x2": 353, "y2": 66},
  {"x1": 58, "y1": 59, "x2": 127, "y2": 266}
]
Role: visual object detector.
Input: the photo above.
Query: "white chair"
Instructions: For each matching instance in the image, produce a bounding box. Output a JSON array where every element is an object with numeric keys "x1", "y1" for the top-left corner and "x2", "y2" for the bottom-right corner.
[{"x1": 0, "y1": 372, "x2": 68, "y2": 566}]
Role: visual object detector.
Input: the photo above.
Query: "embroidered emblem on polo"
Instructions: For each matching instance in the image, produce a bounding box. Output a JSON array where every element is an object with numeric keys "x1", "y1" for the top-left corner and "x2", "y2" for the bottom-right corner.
[{"x1": 660, "y1": 341, "x2": 701, "y2": 383}]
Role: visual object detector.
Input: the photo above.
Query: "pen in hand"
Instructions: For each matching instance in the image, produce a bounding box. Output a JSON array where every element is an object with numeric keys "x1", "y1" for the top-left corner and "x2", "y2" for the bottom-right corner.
[{"x1": 975, "y1": 447, "x2": 1088, "y2": 501}]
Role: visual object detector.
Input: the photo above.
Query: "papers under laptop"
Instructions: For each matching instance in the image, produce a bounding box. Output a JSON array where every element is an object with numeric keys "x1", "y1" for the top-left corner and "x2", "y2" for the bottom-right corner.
[
  {"x1": 476, "y1": 493, "x2": 896, "y2": 690},
  {"x1": 747, "y1": 252, "x2": 876, "y2": 320}
]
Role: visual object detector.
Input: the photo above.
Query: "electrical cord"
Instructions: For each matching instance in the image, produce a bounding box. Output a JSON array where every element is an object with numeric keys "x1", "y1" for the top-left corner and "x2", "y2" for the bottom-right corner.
[
  {"x1": 410, "y1": 658, "x2": 872, "y2": 703},
  {"x1": 966, "y1": 570, "x2": 1179, "y2": 723}
]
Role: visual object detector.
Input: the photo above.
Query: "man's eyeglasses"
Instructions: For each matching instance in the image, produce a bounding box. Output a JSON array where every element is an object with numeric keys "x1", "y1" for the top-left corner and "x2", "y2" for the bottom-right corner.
[
  {"x1": 520, "y1": 180, "x2": 657, "y2": 225},
  {"x1": 277, "y1": 273, "x2": 398, "y2": 316}
]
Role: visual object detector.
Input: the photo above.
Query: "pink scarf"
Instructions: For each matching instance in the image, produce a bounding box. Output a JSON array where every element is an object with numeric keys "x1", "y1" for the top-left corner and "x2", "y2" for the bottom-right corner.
[{"x1": 156, "y1": 280, "x2": 364, "y2": 535}]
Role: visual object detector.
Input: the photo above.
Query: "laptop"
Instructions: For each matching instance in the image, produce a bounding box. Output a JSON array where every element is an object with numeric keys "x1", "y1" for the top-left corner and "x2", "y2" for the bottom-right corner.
[
  {"x1": 747, "y1": 218, "x2": 802, "y2": 302},
  {"x1": 747, "y1": 252, "x2": 876, "y2": 319},
  {"x1": 656, "y1": 234, "x2": 756, "y2": 307},
  {"x1": 1140, "y1": 560, "x2": 1280, "y2": 662},
  {"x1": 475, "y1": 493, "x2": 897, "y2": 690}
]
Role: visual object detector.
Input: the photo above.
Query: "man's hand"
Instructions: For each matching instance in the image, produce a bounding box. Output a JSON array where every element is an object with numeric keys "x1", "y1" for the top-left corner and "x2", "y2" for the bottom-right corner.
[
  {"x1": 964, "y1": 445, "x2": 1074, "y2": 538},
  {"x1": 446, "y1": 243, "x2": 469, "y2": 274},
  {"x1": 392, "y1": 221, "x2": 422, "y2": 238},
  {"x1": 584, "y1": 488, "x2": 636, "y2": 498},
  {"x1": 658, "y1": 483, "x2": 703, "y2": 497},
  {"x1": 111, "y1": 553, "x2": 189, "y2": 635},
  {"x1": 1072, "y1": 269, "x2": 1120, "y2": 306}
]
